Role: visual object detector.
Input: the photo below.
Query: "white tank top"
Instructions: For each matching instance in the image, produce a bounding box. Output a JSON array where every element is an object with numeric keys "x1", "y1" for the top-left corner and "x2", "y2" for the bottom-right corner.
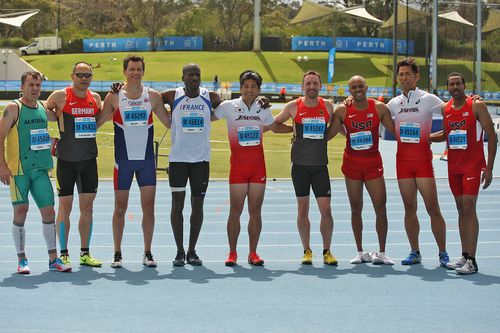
[{"x1": 169, "y1": 87, "x2": 212, "y2": 162}]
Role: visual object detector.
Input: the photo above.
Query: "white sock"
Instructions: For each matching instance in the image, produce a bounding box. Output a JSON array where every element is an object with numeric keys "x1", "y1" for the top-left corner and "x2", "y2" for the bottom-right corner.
[
  {"x1": 12, "y1": 224, "x2": 25, "y2": 255},
  {"x1": 379, "y1": 252, "x2": 387, "y2": 259},
  {"x1": 42, "y1": 222, "x2": 57, "y2": 252}
]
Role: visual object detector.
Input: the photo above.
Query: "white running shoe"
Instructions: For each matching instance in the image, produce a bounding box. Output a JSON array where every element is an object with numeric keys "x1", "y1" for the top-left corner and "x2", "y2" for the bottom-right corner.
[
  {"x1": 455, "y1": 259, "x2": 478, "y2": 275},
  {"x1": 142, "y1": 251, "x2": 157, "y2": 268},
  {"x1": 446, "y1": 256, "x2": 467, "y2": 270},
  {"x1": 111, "y1": 252, "x2": 122, "y2": 268},
  {"x1": 371, "y1": 252, "x2": 394, "y2": 265},
  {"x1": 17, "y1": 258, "x2": 30, "y2": 274},
  {"x1": 350, "y1": 252, "x2": 372, "y2": 264}
]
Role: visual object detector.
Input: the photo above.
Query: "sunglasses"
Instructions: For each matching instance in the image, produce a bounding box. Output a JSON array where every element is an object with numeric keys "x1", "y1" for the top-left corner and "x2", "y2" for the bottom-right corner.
[{"x1": 74, "y1": 72, "x2": 93, "y2": 78}]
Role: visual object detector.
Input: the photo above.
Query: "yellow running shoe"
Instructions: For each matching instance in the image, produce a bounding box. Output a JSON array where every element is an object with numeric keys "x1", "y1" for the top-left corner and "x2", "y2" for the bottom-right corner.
[
  {"x1": 302, "y1": 249, "x2": 313, "y2": 265},
  {"x1": 323, "y1": 250, "x2": 338, "y2": 266},
  {"x1": 80, "y1": 253, "x2": 102, "y2": 267},
  {"x1": 60, "y1": 254, "x2": 71, "y2": 268}
]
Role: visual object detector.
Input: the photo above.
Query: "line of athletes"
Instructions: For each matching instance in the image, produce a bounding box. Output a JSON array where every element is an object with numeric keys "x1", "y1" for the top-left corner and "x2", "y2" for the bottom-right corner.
[{"x1": 0, "y1": 56, "x2": 496, "y2": 276}]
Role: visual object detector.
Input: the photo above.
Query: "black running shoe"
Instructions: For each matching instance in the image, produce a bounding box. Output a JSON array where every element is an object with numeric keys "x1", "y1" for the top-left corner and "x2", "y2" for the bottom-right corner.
[
  {"x1": 172, "y1": 250, "x2": 185, "y2": 266},
  {"x1": 186, "y1": 251, "x2": 202, "y2": 266}
]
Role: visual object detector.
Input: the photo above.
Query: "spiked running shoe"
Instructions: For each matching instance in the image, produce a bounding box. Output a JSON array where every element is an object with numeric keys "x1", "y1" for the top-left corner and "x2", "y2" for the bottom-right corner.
[
  {"x1": 323, "y1": 250, "x2": 338, "y2": 266},
  {"x1": 455, "y1": 259, "x2": 478, "y2": 275},
  {"x1": 371, "y1": 252, "x2": 395, "y2": 265},
  {"x1": 446, "y1": 256, "x2": 467, "y2": 270},
  {"x1": 172, "y1": 251, "x2": 186, "y2": 266},
  {"x1": 80, "y1": 253, "x2": 102, "y2": 267},
  {"x1": 143, "y1": 251, "x2": 157, "y2": 267},
  {"x1": 111, "y1": 251, "x2": 122, "y2": 268},
  {"x1": 302, "y1": 249, "x2": 313, "y2": 265},
  {"x1": 248, "y1": 252, "x2": 264, "y2": 266},
  {"x1": 17, "y1": 258, "x2": 30, "y2": 274},
  {"x1": 439, "y1": 251, "x2": 450, "y2": 268},
  {"x1": 350, "y1": 252, "x2": 372, "y2": 264},
  {"x1": 401, "y1": 250, "x2": 422, "y2": 265},
  {"x1": 49, "y1": 258, "x2": 72, "y2": 272},
  {"x1": 186, "y1": 251, "x2": 202, "y2": 266},
  {"x1": 60, "y1": 254, "x2": 71, "y2": 269},
  {"x1": 225, "y1": 252, "x2": 238, "y2": 266}
]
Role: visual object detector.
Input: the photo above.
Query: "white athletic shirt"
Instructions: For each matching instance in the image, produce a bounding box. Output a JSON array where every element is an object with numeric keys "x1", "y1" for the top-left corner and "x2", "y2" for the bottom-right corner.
[
  {"x1": 169, "y1": 87, "x2": 212, "y2": 162},
  {"x1": 387, "y1": 88, "x2": 443, "y2": 161},
  {"x1": 214, "y1": 97, "x2": 274, "y2": 164}
]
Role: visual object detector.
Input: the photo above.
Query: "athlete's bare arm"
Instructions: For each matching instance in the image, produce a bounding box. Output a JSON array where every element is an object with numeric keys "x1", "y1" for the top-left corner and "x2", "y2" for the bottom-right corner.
[
  {"x1": 274, "y1": 100, "x2": 296, "y2": 124},
  {"x1": 473, "y1": 101, "x2": 497, "y2": 189},
  {"x1": 160, "y1": 90, "x2": 175, "y2": 109},
  {"x1": 91, "y1": 92, "x2": 103, "y2": 112},
  {"x1": 375, "y1": 101, "x2": 395, "y2": 136},
  {"x1": 150, "y1": 90, "x2": 171, "y2": 129},
  {"x1": 96, "y1": 93, "x2": 117, "y2": 128},
  {"x1": 0, "y1": 103, "x2": 19, "y2": 185},
  {"x1": 44, "y1": 89, "x2": 67, "y2": 118},
  {"x1": 209, "y1": 91, "x2": 222, "y2": 109},
  {"x1": 265, "y1": 121, "x2": 293, "y2": 133},
  {"x1": 327, "y1": 104, "x2": 345, "y2": 140}
]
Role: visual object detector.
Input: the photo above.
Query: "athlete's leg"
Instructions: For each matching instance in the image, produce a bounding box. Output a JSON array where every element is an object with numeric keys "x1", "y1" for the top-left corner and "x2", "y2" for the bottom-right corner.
[
  {"x1": 460, "y1": 195, "x2": 479, "y2": 257},
  {"x1": 171, "y1": 191, "x2": 186, "y2": 252},
  {"x1": 57, "y1": 195, "x2": 73, "y2": 253},
  {"x1": 140, "y1": 185, "x2": 156, "y2": 252},
  {"x1": 12, "y1": 204, "x2": 29, "y2": 260},
  {"x1": 247, "y1": 183, "x2": 265, "y2": 253},
  {"x1": 454, "y1": 196, "x2": 467, "y2": 255},
  {"x1": 113, "y1": 190, "x2": 130, "y2": 253},
  {"x1": 77, "y1": 193, "x2": 97, "y2": 249},
  {"x1": 416, "y1": 177, "x2": 446, "y2": 252},
  {"x1": 398, "y1": 178, "x2": 420, "y2": 251},
  {"x1": 296, "y1": 196, "x2": 311, "y2": 250},
  {"x1": 365, "y1": 176, "x2": 388, "y2": 252},
  {"x1": 345, "y1": 177, "x2": 364, "y2": 252},
  {"x1": 188, "y1": 196, "x2": 204, "y2": 252},
  {"x1": 187, "y1": 162, "x2": 209, "y2": 253},
  {"x1": 40, "y1": 205, "x2": 57, "y2": 261},
  {"x1": 227, "y1": 184, "x2": 248, "y2": 253},
  {"x1": 317, "y1": 197, "x2": 333, "y2": 250}
]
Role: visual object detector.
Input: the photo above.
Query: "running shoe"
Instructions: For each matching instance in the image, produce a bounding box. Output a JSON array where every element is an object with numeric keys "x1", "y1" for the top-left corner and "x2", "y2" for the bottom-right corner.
[
  {"x1": 350, "y1": 252, "x2": 372, "y2": 264},
  {"x1": 401, "y1": 250, "x2": 422, "y2": 265},
  {"x1": 143, "y1": 251, "x2": 157, "y2": 267},
  {"x1": 225, "y1": 252, "x2": 238, "y2": 266},
  {"x1": 323, "y1": 250, "x2": 338, "y2": 266},
  {"x1": 172, "y1": 251, "x2": 186, "y2": 266},
  {"x1": 17, "y1": 258, "x2": 30, "y2": 274},
  {"x1": 111, "y1": 251, "x2": 122, "y2": 268},
  {"x1": 455, "y1": 259, "x2": 478, "y2": 275},
  {"x1": 49, "y1": 258, "x2": 72, "y2": 272},
  {"x1": 371, "y1": 252, "x2": 394, "y2": 265},
  {"x1": 186, "y1": 251, "x2": 202, "y2": 266},
  {"x1": 302, "y1": 249, "x2": 313, "y2": 265},
  {"x1": 446, "y1": 256, "x2": 467, "y2": 270},
  {"x1": 80, "y1": 253, "x2": 102, "y2": 267},
  {"x1": 248, "y1": 252, "x2": 264, "y2": 266},
  {"x1": 439, "y1": 251, "x2": 450, "y2": 268},
  {"x1": 60, "y1": 254, "x2": 71, "y2": 269}
]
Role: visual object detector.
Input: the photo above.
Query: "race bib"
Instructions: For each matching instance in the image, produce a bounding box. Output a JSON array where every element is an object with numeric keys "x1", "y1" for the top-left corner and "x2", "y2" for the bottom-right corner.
[
  {"x1": 237, "y1": 126, "x2": 260, "y2": 146},
  {"x1": 448, "y1": 130, "x2": 467, "y2": 149},
  {"x1": 400, "y1": 122, "x2": 420, "y2": 143},
  {"x1": 74, "y1": 117, "x2": 96, "y2": 138},
  {"x1": 302, "y1": 118, "x2": 325, "y2": 139},
  {"x1": 350, "y1": 131, "x2": 373, "y2": 150},
  {"x1": 124, "y1": 107, "x2": 148, "y2": 126},
  {"x1": 30, "y1": 129, "x2": 50, "y2": 150},
  {"x1": 181, "y1": 111, "x2": 204, "y2": 133}
]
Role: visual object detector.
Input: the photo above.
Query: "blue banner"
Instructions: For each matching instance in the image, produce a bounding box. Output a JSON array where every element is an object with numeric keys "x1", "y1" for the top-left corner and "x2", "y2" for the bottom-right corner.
[
  {"x1": 328, "y1": 48, "x2": 336, "y2": 83},
  {"x1": 291, "y1": 36, "x2": 414, "y2": 54},
  {"x1": 83, "y1": 37, "x2": 203, "y2": 52}
]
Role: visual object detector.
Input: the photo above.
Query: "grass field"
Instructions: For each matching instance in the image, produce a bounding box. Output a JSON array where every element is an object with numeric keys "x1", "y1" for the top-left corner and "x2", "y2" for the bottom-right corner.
[{"x1": 24, "y1": 51, "x2": 500, "y2": 91}]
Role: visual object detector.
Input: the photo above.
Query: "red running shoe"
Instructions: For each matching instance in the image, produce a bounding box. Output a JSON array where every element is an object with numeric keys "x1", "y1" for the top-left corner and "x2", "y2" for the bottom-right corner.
[
  {"x1": 248, "y1": 252, "x2": 264, "y2": 266},
  {"x1": 225, "y1": 252, "x2": 238, "y2": 266}
]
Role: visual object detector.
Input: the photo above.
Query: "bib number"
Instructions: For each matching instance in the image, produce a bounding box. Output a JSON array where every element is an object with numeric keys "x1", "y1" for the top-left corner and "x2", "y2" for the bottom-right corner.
[
  {"x1": 74, "y1": 117, "x2": 96, "y2": 138},
  {"x1": 303, "y1": 118, "x2": 325, "y2": 139},
  {"x1": 124, "y1": 107, "x2": 148, "y2": 126},
  {"x1": 238, "y1": 126, "x2": 260, "y2": 146},
  {"x1": 350, "y1": 131, "x2": 373, "y2": 150},
  {"x1": 448, "y1": 130, "x2": 467, "y2": 149},
  {"x1": 181, "y1": 111, "x2": 204, "y2": 133},
  {"x1": 30, "y1": 129, "x2": 50, "y2": 150},
  {"x1": 400, "y1": 122, "x2": 420, "y2": 143}
]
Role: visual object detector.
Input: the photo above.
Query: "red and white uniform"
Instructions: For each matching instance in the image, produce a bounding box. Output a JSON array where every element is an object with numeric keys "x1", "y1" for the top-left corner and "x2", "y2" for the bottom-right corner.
[
  {"x1": 444, "y1": 97, "x2": 485, "y2": 196},
  {"x1": 342, "y1": 99, "x2": 383, "y2": 180},
  {"x1": 214, "y1": 97, "x2": 274, "y2": 184},
  {"x1": 387, "y1": 88, "x2": 443, "y2": 179}
]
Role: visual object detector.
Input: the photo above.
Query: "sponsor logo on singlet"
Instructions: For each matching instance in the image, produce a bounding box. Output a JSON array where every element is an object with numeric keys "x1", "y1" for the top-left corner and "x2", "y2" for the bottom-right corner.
[
  {"x1": 235, "y1": 115, "x2": 261, "y2": 121},
  {"x1": 398, "y1": 107, "x2": 419, "y2": 114}
]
